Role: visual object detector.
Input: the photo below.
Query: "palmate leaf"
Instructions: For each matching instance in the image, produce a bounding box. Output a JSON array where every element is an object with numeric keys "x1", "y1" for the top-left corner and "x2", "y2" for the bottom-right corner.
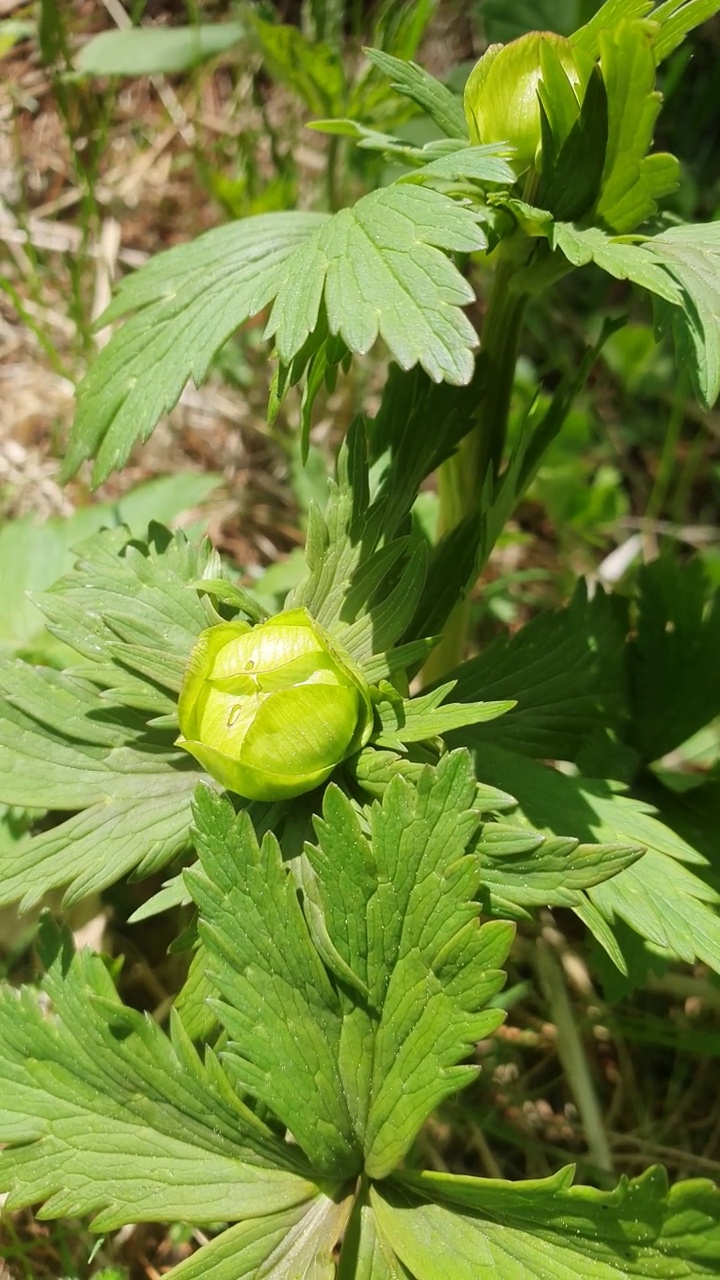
[
  {"x1": 551, "y1": 222, "x2": 720, "y2": 407},
  {"x1": 0, "y1": 526, "x2": 225, "y2": 908},
  {"x1": 649, "y1": 221, "x2": 720, "y2": 409},
  {"x1": 628, "y1": 557, "x2": 720, "y2": 764},
  {"x1": 65, "y1": 212, "x2": 325, "y2": 485},
  {"x1": 371, "y1": 1165, "x2": 720, "y2": 1278},
  {"x1": 446, "y1": 582, "x2": 630, "y2": 762},
  {"x1": 469, "y1": 743, "x2": 720, "y2": 973},
  {"x1": 0, "y1": 917, "x2": 318, "y2": 1232},
  {"x1": 185, "y1": 753, "x2": 512, "y2": 1182},
  {"x1": 266, "y1": 185, "x2": 486, "y2": 386},
  {"x1": 303, "y1": 752, "x2": 512, "y2": 1180},
  {"x1": 475, "y1": 823, "x2": 642, "y2": 920},
  {"x1": 166, "y1": 1194, "x2": 354, "y2": 1280}
]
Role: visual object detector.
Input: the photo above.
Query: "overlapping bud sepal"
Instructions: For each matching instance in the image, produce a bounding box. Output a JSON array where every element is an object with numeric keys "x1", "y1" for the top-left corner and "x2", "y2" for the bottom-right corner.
[
  {"x1": 176, "y1": 607, "x2": 374, "y2": 802},
  {"x1": 176, "y1": 606, "x2": 515, "y2": 805}
]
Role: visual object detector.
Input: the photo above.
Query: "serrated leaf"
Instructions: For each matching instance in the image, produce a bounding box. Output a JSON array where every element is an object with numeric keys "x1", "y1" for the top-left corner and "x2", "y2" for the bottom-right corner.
[
  {"x1": 651, "y1": 0, "x2": 720, "y2": 61},
  {"x1": 399, "y1": 143, "x2": 516, "y2": 190},
  {"x1": 372, "y1": 1164, "x2": 720, "y2": 1277},
  {"x1": 0, "y1": 473, "x2": 221, "y2": 655},
  {"x1": 76, "y1": 22, "x2": 244, "y2": 76},
  {"x1": 289, "y1": 421, "x2": 427, "y2": 662},
  {"x1": 167, "y1": 1193, "x2": 353, "y2": 1279},
  {"x1": 373, "y1": 682, "x2": 514, "y2": 749},
  {"x1": 305, "y1": 752, "x2": 513, "y2": 1178},
  {"x1": 66, "y1": 213, "x2": 325, "y2": 484},
  {"x1": 0, "y1": 777, "x2": 198, "y2": 911},
  {"x1": 0, "y1": 526, "x2": 221, "y2": 908},
  {"x1": 551, "y1": 224, "x2": 683, "y2": 304},
  {"x1": 186, "y1": 786, "x2": 362, "y2": 1177},
  {"x1": 265, "y1": 185, "x2": 484, "y2": 385},
  {"x1": 628, "y1": 557, "x2": 720, "y2": 763},
  {"x1": 446, "y1": 583, "x2": 629, "y2": 761},
  {"x1": 476, "y1": 822, "x2": 642, "y2": 918},
  {"x1": 0, "y1": 917, "x2": 318, "y2": 1231},
  {"x1": 362, "y1": 48, "x2": 468, "y2": 139},
  {"x1": 649, "y1": 221, "x2": 720, "y2": 408},
  {"x1": 469, "y1": 744, "x2": 720, "y2": 974}
]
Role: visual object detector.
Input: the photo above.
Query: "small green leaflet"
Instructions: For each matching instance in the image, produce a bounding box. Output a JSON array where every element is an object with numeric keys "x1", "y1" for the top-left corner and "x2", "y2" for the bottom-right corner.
[
  {"x1": 470, "y1": 743, "x2": 720, "y2": 974},
  {"x1": 651, "y1": 0, "x2": 720, "y2": 61},
  {"x1": 65, "y1": 212, "x2": 325, "y2": 484},
  {"x1": 552, "y1": 221, "x2": 720, "y2": 407},
  {"x1": 0, "y1": 917, "x2": 318, "y2": 1231},
  {"x1": 372, "y1": 1165, "x2": 720, "y2": 1278},
  {"x1": 594, "y1": 19, "x2": 679, "y2": 232},
  {"x1": 373, "y1": 681, "x2": 514, "y2": 750},
  {"x1": 186, "y1": 753, "x2": 512, "y2": 1181},
  {"x1": 551, "y1": 224, "x2": 682, "y2": 304},
  {"x1": 166, "y1": 1194, "x2": 354, "y2": 1279},
  {"x1": 475, "y1": 822, "x2": 642, "y2": 920},
  {"x1": 362, "y1": 48, "x2": 468, "y2": 139},
  {"x1": 265, "y1": 185, "x2": 486, "y2": 386}
]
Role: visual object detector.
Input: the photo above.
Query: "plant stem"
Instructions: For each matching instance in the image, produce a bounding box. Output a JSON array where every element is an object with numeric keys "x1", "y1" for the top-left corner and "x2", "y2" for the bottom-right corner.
[
  {"x1": 536, "y1": 931, "x2": 614, "y2": 1178},
  {"x1": 427, "y1": 257, "x2": 528, "y2": 680}
]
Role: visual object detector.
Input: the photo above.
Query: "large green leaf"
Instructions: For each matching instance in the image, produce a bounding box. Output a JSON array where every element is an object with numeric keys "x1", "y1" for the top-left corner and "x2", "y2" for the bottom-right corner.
[
  {"x1": 0, "y1": 918, "x2": 318, "y2": 1231},
  {"x1": 304, "y1": 752, "x2": 512, "y2": 1180},
  {"x1": 265, "y1": 185, "x2": 486, "y2": 385},
  {"x1": 0, "y1": 526, "x2": 225, "y2": 908},
  {"x1": 628, "y1": 557, "x2": 720, "y2": 763},
  {"x1": 372, "y1": 1165, "x2": 720, "y2": 1277},
  {"x1": 65, "y1": 213, "x2": 325, "y2": 484},
  {"x1": 446, "y1": 583, "x2": 629, "y2": 761},
  {"x1": 649, "y1": 221, "x2": 720, "y2": 409},
  {"x1": 186, "y1": 753, "x2": 512, "y2": 1181},
  {"x1": 0, "y1": 474, "x2": 220, "y2": 657}
]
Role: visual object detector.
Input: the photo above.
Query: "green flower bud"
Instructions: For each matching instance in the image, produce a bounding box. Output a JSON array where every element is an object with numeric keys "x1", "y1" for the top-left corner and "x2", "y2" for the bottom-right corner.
[
  {"x1": 176, "y1": 607, "x2": 373, "y2": 801},
  {"x1": 464, "y1": 32, "x2": 585, "y2": 175}
]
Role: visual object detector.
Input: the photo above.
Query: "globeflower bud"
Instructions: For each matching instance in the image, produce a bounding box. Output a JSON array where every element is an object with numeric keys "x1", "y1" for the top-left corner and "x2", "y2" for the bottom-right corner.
[
  {"x1": 177, "y1": 607, "x2": 373, "y2": 801},
  {"x1": 464, "y1": 32, "x2": 585, "y2": 175}
]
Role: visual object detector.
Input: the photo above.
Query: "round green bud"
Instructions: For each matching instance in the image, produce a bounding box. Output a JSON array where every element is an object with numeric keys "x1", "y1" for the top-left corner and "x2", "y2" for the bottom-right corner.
[
  {"x1": 176, "y1": 607, "x2": 374, "y2": 801},
  {"x1": 464, "y1": 32, "x2": 585, "y2": 175}
]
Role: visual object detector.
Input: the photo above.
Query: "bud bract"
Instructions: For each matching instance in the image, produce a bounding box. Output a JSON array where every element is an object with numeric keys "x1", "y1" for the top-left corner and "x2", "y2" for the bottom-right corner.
[
  {"x1": 177, "y1": 607, "x2": 373, "y2": 801},
  {"x1": 464, "y1": 32, "x2": 586, "y2": 175}
]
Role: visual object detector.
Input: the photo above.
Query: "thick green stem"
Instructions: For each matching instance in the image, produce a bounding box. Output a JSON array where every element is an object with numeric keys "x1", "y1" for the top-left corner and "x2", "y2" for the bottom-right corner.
[{"x1": 427, "y1": 259, "x2": 528, "y2": 680}]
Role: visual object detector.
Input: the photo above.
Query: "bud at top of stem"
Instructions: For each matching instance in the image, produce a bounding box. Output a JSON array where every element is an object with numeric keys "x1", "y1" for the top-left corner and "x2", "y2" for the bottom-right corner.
[
  {"x1": 464, "y1": 31, "x2": 586, "y2": 176},
  {"x1": 176, "y1": 607, "x2": 374, "y2": 802}
]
